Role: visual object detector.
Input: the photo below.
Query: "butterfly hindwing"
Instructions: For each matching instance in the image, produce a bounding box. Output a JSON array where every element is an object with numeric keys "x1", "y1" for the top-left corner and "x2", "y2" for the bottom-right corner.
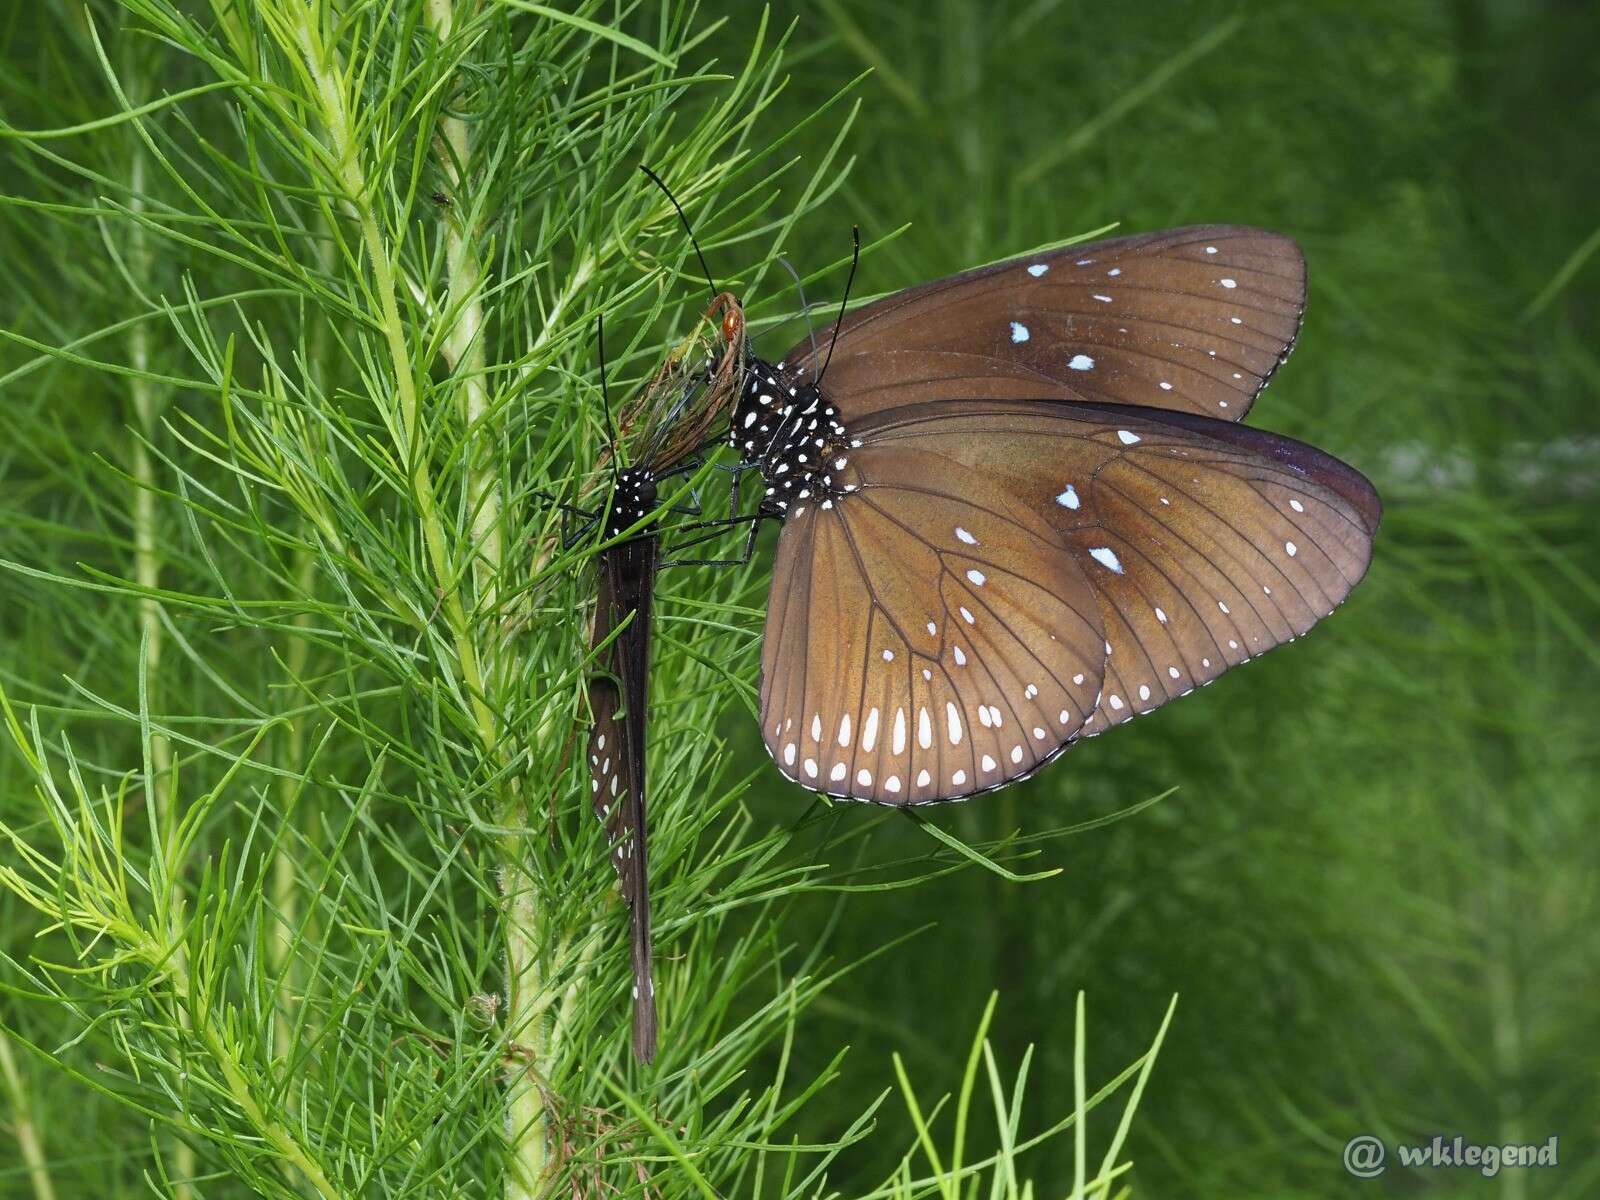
[
  {"x1": 782, "y1": 226, "x2": 1305, "y2": 424},
  {"x1": 760, "y1": 440, "x2": 1108, "y2": 804},
  {"x1": 851, "y1": 400, "x2": 1380, "y2": 744}
]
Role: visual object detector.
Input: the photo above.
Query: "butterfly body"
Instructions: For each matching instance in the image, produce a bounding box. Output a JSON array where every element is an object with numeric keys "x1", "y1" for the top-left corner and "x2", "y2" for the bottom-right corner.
[
  {"x1": 730, "y1": 363, "x2": 849, "y2": 516},
  {"x1": 723, "y1": 226, "x2": 1379, "y2": 806}
]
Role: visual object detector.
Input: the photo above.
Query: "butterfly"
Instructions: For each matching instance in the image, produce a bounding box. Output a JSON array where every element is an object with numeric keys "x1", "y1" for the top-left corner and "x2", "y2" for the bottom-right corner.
[
  {"x1": 580, "y1": 297, "x2": 746, "y2": 1061},
  {"x1": 721, "y1": 225, "x2": 1381, "y2": 803}
]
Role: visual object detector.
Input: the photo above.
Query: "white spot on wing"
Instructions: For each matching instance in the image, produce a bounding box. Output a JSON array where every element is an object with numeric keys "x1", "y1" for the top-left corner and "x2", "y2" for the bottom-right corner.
[
  {"x1": 1088, "y1": 546, "x2": 1124, "y2": 574},
  {"x1": 1010, "y1": 322, "x2": 1030, "y2": 343},
  {"x1": 955, "y1": 526, "x2": 977, "y2": 544},
  {"x1": 893, "y1": 708, "x2": 907, "y2": 754},
  {"x1": 1116, "y1": 430, "x2": 1141, "y2": 445},
  {"x1": 837, "y1": 714, "x2": 852, "y2": 747},
  {"x1": 918, "y1": 707, "x2": 932, "y2": 749},
  {"x1": 1285, "y1": 540, "x2": 1298, "y2": 557},
  {"x1": 946, "y1": 702, "x2": 963, "y2": 745},
  {"x1": 862, "y1": 707, "x2": 880, "y2": 752},
  {"x1": 966, "y1": 569, "x2": 987, "y2": 585},
  {"x1": 1220, "y1": 278, "x2": 1237, "y2": 288},
  {"x1": 1068, "y1": 354, "x2": 1095, "y2": 371},
  {"x1": 1027, "y1": 263, "x2": 1049, "y2": 277},
  {"x1": 1056, "y1": 484, "x2": 1081, "y2": 509}
]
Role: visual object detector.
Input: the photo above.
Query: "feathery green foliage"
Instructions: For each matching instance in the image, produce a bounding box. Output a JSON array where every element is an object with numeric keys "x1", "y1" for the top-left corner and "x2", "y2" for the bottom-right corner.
[
  {"x1": 3, "y1": 1, "x2": 1596, "y2": 1198},
  {"x1": 0, "y1": 2, "x2": 1170, "y2": 1196}
]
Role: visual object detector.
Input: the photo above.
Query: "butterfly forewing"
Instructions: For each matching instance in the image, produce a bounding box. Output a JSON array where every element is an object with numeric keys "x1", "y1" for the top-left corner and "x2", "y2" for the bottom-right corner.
[
  {"x1": 783, "y1": 226, "x2": 1304, "y2": 423},
  {"x1": 760, "y1": 442, "x2": 1107, "y2": 804},
  {"x1": 856, "y1": 400, "x2": 1379, "y2": 742},
  {"x1": 585, "y1": 538, "x2": 659, "y2": 1059}
]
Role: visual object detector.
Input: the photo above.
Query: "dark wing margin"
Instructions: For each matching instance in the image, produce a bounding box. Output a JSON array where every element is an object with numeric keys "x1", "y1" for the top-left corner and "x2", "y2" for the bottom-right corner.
[{"x1": 784, "y1": 226, "x2": 1306, "y2": 424}]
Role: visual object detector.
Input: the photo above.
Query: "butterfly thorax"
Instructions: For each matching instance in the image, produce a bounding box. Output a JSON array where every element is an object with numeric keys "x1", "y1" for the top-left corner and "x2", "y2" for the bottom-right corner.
[
  {"x1": 606, "y1": 467, "x2": 658, "y2": 539},
  {"x1": 730, "y1": 359, "x2": 852, "y2": 516}
]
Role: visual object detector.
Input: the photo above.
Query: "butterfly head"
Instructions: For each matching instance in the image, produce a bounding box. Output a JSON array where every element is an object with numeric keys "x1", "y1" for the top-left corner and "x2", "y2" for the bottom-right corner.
[{"x1": 607, "y1": 467, "x2": 658, "y2": 538}]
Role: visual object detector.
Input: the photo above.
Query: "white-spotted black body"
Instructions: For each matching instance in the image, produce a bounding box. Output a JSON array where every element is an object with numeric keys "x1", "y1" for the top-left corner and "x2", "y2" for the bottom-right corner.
[
  {"x1": 730, "y1": 359, "x2": 850, "y2": 517},
  {"x1": 606, "y1": 467, "x2": 659, "y2": 539}
]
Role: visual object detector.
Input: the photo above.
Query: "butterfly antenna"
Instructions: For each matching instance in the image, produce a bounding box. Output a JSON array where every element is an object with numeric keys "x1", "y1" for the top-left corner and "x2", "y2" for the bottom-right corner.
[
  {"x1": 596, "y1": 314, "x2": 621, "y2": 484},
  {"x1": 776, "y1": 255, "x2": 820, "y2": 362},
  {"x1": 817, "y1": 225, "x2": 861, "y2": 385},
  {"x1": 639, "y1": 164, "x2": 716, "y2": 300}
]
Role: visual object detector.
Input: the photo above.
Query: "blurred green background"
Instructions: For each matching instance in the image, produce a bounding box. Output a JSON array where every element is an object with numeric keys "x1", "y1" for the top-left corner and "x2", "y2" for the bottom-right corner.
[
  {"x1": 0, "y1": 0, "x2": 1595, "y2": 1195},
  {"x1": 702, "y1": 0, "x2": 1599, "y2": 1193}
]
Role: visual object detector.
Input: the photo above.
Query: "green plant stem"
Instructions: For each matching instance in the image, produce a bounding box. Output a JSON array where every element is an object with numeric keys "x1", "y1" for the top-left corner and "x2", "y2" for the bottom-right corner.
[
  {"x1": 126, "y1": 92, "x2": 198, "y2": 1200},
  {"x1": 296, "y1": 6, "x2": 549, "y2": 1189},
  {"x1": 0, "y1": 1032, "x2": 57, "y2": 1200}
]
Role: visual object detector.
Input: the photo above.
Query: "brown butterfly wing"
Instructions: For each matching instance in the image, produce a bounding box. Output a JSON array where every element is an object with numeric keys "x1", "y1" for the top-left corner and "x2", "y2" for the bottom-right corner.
[
  {"x1": 782, "y1": 226, "x2": 1304, "y2": 423},
  {"x1": 759, "y1": 443, "x2": 1108, "y2": 804},
  {"x1": 585, "y1": 538, "x2": 658, "y2": 1060},
  {"x1": 854, "y1": 401, "x2": 1380, "y2": 744}
]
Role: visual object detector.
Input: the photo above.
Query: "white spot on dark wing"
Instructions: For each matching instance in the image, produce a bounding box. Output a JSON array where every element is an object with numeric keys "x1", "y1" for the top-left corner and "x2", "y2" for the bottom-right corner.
[
  {"x1": 1139, "y1": 685, "x2": 1151, "y2": 701},
  {"x1": 952, "y1": 769, "x2": 966, "y2": 787},
  {"x1": 1205, "y1": 245, "x2": 1218, "y2": 254},
  {"x1": 981, "y1": 754, "x2": 997, "y2": 772},
  {"x1": 1092, "y1": 293, "x2": 1113, "y2": 303},
  {"x1": 953, "y1": 645, "x2": 967, "y2": 666},
  {"x1": 1027, "y1": 263, "x2": 1049, "y2": 277},
  {"x1": 959, "y1": 606, "x2": 975, "y2": 624},
  {"x1": 831, "y1": 762, "x2": 847, "y2": 782},
  {"x1": 883, "y1": 648, "x2": 895, "y2": 661},
  {"x1": 1168, "y1": 666, "x2": 1181, "y2": 679},
  {"x1": 1218, "y1": 601, "x2": 1231, "y2": 614},
  {"x1": 966, "y1": 569, "x2": 987, "y2": 585},
  {"x1": 917, "y1": 768, "x2": 931, "y2": 787},
  {"x1": 1117, "y1": 430, "x2": 1141, "y2": 445},
  {"x1": 1159, "y1": 381, "x2": 1173, "y2": 391},
  {"x1": 1220, "y1": 278, "x2": 1237, "y2": 289},
  {"x1": 1290, "y1": 499, "x2": 1305, "y2": 513},
  {"x1": 857, "y1": 767, "x2": 872, "y2": 787},
  {"x1": 1010, "y1": 322, "x2": 1030, "y2": 343},
  {"x1": 918, "y1": 707, "x2": 932, "y2": 749},
  {"x1": 1109, "y1": 694, "x2": 1124, "y2": 711},
  {"x1": 1056, "y1": 485, "x2": 1081, "y2": 509},
  {"x1": 885, "y1": 775, "x2": 901, "y2": 794},
  {"x1": 946, "y1": 702, "x2": 963, "y2": 745},
  {"x1": 862, "y1": 707, "x2": 880, "y2": 752},
  {"x1": 838, "y1": 714, "x2": 852, "y2": 747},
  {"x1": 1068, "y1": 354, "x2": 1095, "y2": 371},
  {"x1": 1155, "y1": 607, "x2": 1168, "y2": 624},
  {"x1": 893, "y1": 708, "x2": 906, "y2": 754},
  {"x1": 955, "y1": 526, "x2": 977, "y2": 544},
  {"x1": 1285, "y1": 540, "x2": 1299, "y2": 557},
  {"x1": 804, "y1": 758, "x2": 818, "y2": 778},
  {"x1": 1088, "y1": 546, "x2": 1124, "y2": 574},
  {"x1": 784, "y1": 742, "x2": 796, "y2": 765}
]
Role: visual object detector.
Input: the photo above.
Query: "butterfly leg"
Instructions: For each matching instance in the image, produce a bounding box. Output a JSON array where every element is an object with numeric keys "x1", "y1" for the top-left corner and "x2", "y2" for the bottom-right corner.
[{"x1": 658, "y1": 513, "x2": 770, "y2": 568}]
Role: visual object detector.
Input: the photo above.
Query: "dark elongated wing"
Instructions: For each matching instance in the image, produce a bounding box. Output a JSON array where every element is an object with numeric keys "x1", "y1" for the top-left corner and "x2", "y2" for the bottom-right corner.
[
  {"x1": 783, "y1": 226, "x2": 1304, "y2": 423},
  {"x1": 759, "y1": 400, "x2": 1378, "y2": 803},
  {"x1": 585, "y1": 537, "x2": 659, "y2": 1060}
]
